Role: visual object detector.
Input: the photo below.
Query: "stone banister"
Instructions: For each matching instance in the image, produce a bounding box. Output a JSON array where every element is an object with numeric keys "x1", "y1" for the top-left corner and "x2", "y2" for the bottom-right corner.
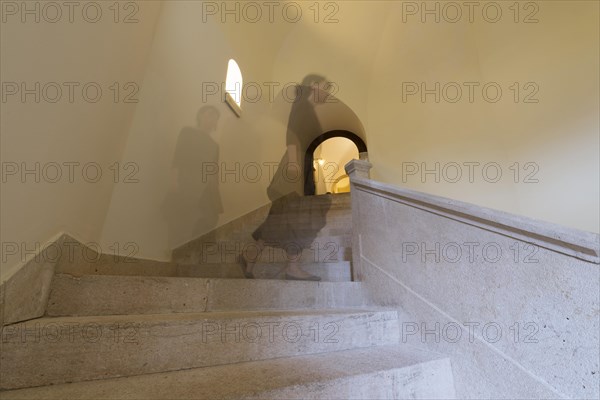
[{"x1": 345, "y1": 159, "x2": 599, "y2": 264}]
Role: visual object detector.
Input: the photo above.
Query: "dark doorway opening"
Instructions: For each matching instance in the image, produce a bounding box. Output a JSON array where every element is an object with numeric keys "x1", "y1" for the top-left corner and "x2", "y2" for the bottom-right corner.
[{"x1": 304, "y1": 130, "x2": 367, "y2": 195}]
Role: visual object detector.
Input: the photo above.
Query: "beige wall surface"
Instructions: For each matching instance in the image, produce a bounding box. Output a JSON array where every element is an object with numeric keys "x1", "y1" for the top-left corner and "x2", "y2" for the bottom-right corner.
[
  {"x1": 99, "y1": 1, "x2": 376, "y2": 261},
  {"x1": 366, "y1": 0, "x2": 599, "y2": 233},
  {"x1": 99, "y1": 1, "x2": 302, "y2": 260},
  {"x1": 1, "y1": 1, "x2": 162, "y2": 280},
  {"x1": 2, "y1": 1, "x2": 598, "y2": 277}
]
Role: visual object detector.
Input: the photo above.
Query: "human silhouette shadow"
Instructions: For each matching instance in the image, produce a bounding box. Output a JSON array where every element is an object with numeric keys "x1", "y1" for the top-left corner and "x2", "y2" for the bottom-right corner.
[
  {"x1": 240, "y1": 75, "x2": 333, "y2": 280},
  {"x1": 162, "y1": 106, "x2": 223, "y2": 250}
]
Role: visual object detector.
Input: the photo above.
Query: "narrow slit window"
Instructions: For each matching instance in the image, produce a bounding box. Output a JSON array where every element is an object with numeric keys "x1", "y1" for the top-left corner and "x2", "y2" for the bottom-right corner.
[{"x1": 225, "y1": 59, "x2": 242, "y2": 117}]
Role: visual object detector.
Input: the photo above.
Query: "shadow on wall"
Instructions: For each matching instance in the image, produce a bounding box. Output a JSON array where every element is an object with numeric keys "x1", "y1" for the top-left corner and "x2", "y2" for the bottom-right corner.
[
  {"x1": 161, "y1": 106, "x2": 224, "y2": 249},
  {"x1": 242, "y1": 75, "x2": 335, "y2": 280},
  {"x1": 160, "y1": 74, "x2": 351, "y2": 275},
  {"x1": 268, "y1": 74, "x2": 333, "y2": 198}
]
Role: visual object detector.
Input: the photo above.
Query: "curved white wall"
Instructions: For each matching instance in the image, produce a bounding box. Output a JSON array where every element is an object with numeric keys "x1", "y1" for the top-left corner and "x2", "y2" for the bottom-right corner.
[
  {"x1": 1, "y1": 1, "x2": 162, "y2": 280},
  {"x1": 99, "y1": 1, "x2": 304, "y2": 260},
  {"x1": 366, "y1": 1, "x2": 599, "y2": 233},
  {"x1": 99, "y1": 1, "x2": 380, "y2": 260},
  {"x1": 3, "y1": 0, "x2": 597, "y2": 276}
]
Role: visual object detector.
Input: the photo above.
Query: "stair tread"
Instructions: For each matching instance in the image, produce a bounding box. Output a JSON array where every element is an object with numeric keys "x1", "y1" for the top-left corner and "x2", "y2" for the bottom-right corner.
[
  {"x1": 1, "y1": 344, "x2": 452, "y2": 400},
  {"x1": 8, "y1": 308, "x2": 396, "y2": 326},
  {"x1": 2, "y1": 308, "x2": 400, "y2": 390},
  {"x1": 45, "y1": 274, "x2": 368, "y2": 317},
  {"x1": 51, "y1": 273, "x2": 357, "y2": 283},
  {"x1": 190, "y1": 261, "x2": 351, "y2": 266}
]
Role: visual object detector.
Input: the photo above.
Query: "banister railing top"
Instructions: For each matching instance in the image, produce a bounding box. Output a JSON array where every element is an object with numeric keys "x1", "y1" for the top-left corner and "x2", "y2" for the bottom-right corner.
[{"x1": 345, "y1": 159, "x2": 599, "y2": 264}]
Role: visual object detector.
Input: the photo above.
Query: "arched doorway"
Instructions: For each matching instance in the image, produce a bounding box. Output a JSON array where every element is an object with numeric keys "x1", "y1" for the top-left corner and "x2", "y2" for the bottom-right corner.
[{"x1": 304, "y1": 130, "x2": 368, "y2": 195}]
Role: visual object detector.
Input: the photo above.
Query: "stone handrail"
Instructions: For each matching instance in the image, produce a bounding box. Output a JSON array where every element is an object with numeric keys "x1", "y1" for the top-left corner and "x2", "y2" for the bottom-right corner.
[{"x1": 345, "y1": 159, "x2": 599, "y2": 263}]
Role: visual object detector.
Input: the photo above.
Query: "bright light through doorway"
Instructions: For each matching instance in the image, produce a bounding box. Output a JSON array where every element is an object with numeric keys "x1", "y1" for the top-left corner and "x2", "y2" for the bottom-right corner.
[{"x1": 313, "y1": 137, "x2": 359, "y2": 195}]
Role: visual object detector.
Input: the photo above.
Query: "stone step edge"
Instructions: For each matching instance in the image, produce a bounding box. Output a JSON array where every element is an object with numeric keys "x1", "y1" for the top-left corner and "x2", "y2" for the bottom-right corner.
[
  {"x1": 4, "y1": 307, "x2": 398, "y2": 327},
  {"x1": 49, "y1": 273, "x2": 358, "y2": 284},
  {"x1": 0, "y1": 344, "x2": 454, "y2": 400}
]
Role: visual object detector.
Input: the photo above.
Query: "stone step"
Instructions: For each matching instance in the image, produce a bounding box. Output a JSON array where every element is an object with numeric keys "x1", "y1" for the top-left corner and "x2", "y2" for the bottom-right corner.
[
  {"x1": 177, "y1": 263, "x2": 244, "y2": 278},
  {"x1": 0, "y1": 344, "x2": 455, "y2": 400},
  {"x1": 177, "y1": 236, "x2": 352, "y2": 265},
  {"x1": 238, "y1": 225, "x2": 352, "y2": 239},
  {"x1": 229, "y1": 225, "x2": 353, "y2": 239},
  {"x1": 55, "y1": 244, "x2": 352, "y2": 278},
  {"x1": 170, "y1": 193, "x2": 352, "y2": 258},
  {"x1": 0, "y1": 309, "x2": 399, "y2": 390},
  {"x1": 250, "y1": 202, "x2": 351, "y2": 216},
  {"x1": 287, "y1": 193, "x2": 351, "y2": 207},
  {"x1": 219, "y1": 229, "x2": 353, "y2": 248},
  {"x1": 256, "y1": 198, "x2": 351, "y2": 209},
  {"x1": 201, "y1": 278, "x2": 368, "y2": 312},
  {"x1": 55, "y1": 251, "x2": 179, "y2": 277},
  {"x1": 178, "y1": 261, "x2": 351, "y2": 281},
  {"x1": 246, "y1": 207, "x2": 350, "y2": 220},
  {"x1": 46, "y1": 274, "x2": 367, "y2": 316},
  {"x1": 220, "y1": 210, "x2": 352, "y2": 234},
  {"x1": 251, "y1": 261, "x2": 350, "y2": 281},
  {"x1": 195, "y1": 206, "x2": 351, "y2": 231},
  {"x1": 249, "y1": 212, "x2": 352, "y2": 224}
]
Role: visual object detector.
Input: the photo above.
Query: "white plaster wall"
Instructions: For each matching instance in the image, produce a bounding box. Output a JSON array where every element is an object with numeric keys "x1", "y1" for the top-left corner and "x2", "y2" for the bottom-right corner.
[
  {"x1": 270, "y1": 1, "x2": 391, "y2": 137},
  {"x1": 4, "y1": 0, "x2": 597, "y2": 276},
  {"x1": 471, "y1": 1, "x2": 600, "y2": 233},
  {"x1": 0, "y1": 1, "x2": 162, "y2": 280},
  {"x1": 99, "y1": 1, "x2": 377, "y2": 260},
  {"x1": 366, "y1": 0, "x2": 599, "y2": 233},
  {"x1": 99, "y1": 1, "x2": 295, "y2": 260}
]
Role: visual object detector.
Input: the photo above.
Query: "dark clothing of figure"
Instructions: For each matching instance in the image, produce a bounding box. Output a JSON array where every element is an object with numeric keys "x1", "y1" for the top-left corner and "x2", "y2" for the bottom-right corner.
[{"x1": 252, "y1": 86, "x2": 331, "y2": 252}]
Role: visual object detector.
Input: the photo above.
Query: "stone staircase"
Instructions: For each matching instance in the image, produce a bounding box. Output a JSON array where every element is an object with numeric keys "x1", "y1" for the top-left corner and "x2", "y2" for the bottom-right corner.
[
  {"x1": 0, "y1": 193, "x2": 456, "y2": 399},
  {"x1": 171, "y1": 193, "x2": 355, "y2": 282}
]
